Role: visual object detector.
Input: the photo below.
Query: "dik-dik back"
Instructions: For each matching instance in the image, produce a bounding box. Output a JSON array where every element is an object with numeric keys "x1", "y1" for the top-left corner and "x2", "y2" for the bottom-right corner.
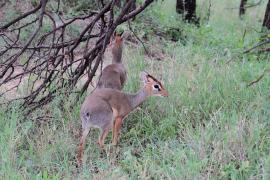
[{"x1": 97, "y1": 35, "x2": 127, "y2": 90}]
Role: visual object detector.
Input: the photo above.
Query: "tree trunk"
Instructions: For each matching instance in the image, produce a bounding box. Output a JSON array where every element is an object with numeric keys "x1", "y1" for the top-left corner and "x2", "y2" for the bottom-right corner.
[
  {"x1": 239, "y1": 0, "x2": 247, "y2": 17},
  {"x1": 176, "y1": 0, "x2": 198, "y2": 24},
  {"x1": 262, "y1": 0, "x2": 270, "y2": 29}
]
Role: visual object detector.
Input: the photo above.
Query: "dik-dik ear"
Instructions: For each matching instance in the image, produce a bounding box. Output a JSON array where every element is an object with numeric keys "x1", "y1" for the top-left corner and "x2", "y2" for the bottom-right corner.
[
  {"x1": 109, "y1": 34, "x2": 115, "y2": 47},
  {"x1": 117, "y1": 30, "x2": 124, "y2": 37},
  {"x1": 140, "y1": 71, "x2": 149, "y2": 84}
]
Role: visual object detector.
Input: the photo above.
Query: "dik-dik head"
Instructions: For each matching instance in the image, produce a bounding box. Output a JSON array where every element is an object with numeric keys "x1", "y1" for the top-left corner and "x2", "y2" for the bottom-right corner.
[
  {"x1": 141, "y1": 72, "x2": 169, "y2": 97},
  {"x1": 111, "y1": 32, "x2": 123, "y2": 63},
  {"x1": 111, "y1": 31, "x2": 123, "y2": 47},
  {"x1": 114, "y1": 34, "x2": 123, "y2": 45}
]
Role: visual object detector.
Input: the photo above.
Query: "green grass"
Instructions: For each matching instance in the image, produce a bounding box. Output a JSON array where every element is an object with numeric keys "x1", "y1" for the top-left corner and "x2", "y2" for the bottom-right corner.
[{"x1": 1, "y1": 0, "x2": 270, "y2": 179}]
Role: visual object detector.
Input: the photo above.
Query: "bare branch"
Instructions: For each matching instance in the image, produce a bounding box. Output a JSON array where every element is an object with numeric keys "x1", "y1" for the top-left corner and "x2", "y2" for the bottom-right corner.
[
  {"x1": 0, "y1": 2, "x2": 42, "y2": 30},
  {"x1": 0, "y1": 0, "x2": 154, "y2": 113},
  {"x1": 120, "y1": 0, "x2": 153, "y2": 23}
]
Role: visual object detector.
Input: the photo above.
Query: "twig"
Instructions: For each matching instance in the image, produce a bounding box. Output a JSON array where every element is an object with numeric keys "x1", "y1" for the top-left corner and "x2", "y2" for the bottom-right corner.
[
  {"x1": 0, "y1": 3, "x2": 42, "y2": 30},
  {"x1": 120, "y1": 0, "x2": 153, "y2": 23},
  {"x1": 206, "y1": 0, "x2": 212, "y2": 22},
  {"x1": 127, "y1": 20, "x2": 149, "y2": 56},
  {"x1": 258, "y1": 48, "x2": 270, "y2": 53},
  {"x1": 245, "y1": 0, "x2": 263, "y2": 8},
  {"x1": 247, "y1": 69, "x2": 270, "y2": 87},
  {"x1": 226, "y1": 0, "x2": 263, "y2": 10},
  {"x1": 0, "y1": 0, "x2": 48, "y2": 79},
  {"x1": 243, "y1": 39, "x2": 270, "y2": 53}
]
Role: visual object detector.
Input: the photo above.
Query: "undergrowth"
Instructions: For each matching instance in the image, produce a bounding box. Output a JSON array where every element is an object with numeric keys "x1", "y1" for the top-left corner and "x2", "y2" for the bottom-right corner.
[{"x1": 0, "y1": 0, "x2": 270, "y2": 179}]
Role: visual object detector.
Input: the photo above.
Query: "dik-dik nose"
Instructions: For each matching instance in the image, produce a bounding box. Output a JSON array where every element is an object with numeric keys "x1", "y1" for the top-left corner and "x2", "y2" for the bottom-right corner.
[{"x1": 162, "y1": 89, "x2": 169, "y2": 97}]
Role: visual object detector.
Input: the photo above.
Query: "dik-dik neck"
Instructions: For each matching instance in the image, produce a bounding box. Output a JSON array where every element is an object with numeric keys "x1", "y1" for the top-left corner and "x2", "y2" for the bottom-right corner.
[
  {"x1": 127, "y1": 88, "x2": 149, "y2": 110},
  {"x1": 112, "y1": 44, "x2": 123, "y2": 64}
]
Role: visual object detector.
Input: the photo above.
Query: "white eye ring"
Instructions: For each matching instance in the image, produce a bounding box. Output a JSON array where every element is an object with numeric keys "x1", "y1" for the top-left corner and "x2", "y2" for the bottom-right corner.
[{"x1": 153, "y1": 84, "x2": 160, "y2": 89}]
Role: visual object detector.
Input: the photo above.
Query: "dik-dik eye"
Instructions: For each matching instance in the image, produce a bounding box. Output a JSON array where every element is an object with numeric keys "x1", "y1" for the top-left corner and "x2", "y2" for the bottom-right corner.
[{"x1": 153, "y1": 84, "x2": 161, "y2": 91}]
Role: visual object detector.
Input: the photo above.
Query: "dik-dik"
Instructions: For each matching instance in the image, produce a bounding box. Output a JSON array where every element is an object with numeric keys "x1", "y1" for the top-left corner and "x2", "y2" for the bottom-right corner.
[
  {"x1": 96, "y1": 34, "x2": 126, "y2": 90},
  {"x1": 78, "y1": 72, "x2": 168, "y2": 166}
]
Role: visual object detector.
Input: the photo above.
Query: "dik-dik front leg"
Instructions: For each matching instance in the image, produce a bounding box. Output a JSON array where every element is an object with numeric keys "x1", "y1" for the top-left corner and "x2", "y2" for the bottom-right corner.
[{"x1": 112, "y1": 117, "x2": 123, "y2": 145}]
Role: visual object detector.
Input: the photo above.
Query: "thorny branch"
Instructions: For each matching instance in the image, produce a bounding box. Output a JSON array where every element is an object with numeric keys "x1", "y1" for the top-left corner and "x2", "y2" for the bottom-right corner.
[{"x1": 0, "y1": 0, "x2": 154, "y2": 113}]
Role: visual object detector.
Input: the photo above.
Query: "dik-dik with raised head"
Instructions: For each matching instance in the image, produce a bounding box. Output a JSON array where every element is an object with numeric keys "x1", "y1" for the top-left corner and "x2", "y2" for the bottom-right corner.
[
  {"x1": 78, "y1": 72, "x2": 168, "y2": 166},
  {"x1": 96, "y1": 34, "x2": 127, "y2": 90}
]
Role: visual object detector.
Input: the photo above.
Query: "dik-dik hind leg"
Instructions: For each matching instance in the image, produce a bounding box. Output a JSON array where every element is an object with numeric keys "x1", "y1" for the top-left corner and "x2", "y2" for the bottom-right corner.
[
  {"x1": 77, "y1": 127, "x2": 90, "y2": 167},
  {"x1": 112, "y1": 117, "x2": 123, "y2": 146},
  {"x1": 98, "y1": 127, "x2": 110, "y2": 149}
]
